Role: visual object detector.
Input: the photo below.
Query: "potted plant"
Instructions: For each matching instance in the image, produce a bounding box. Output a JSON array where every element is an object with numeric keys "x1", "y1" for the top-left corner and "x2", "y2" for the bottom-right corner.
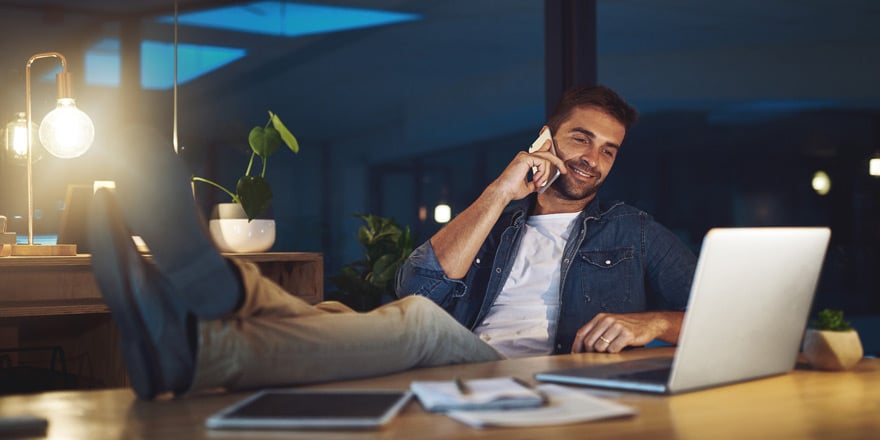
[
  {"x1": 192, "y1": 111, "x2": 299, "y2": 252},
  {"x1": 329, "y1": 214, "x2": 413, "y2": 311},
  {"x1": 802, "y1": 309, "x2": 864, "y2": 371}
]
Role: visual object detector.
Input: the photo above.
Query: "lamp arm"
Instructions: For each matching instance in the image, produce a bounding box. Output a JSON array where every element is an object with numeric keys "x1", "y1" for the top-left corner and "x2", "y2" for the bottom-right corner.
[{"x1": 23, "y1": 52, "x2": 69, "y2": 246}]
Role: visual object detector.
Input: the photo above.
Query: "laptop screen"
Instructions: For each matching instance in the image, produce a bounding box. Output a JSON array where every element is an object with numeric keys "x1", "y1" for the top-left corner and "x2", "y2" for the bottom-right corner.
[{"x1": 57, "y1": 184, "x2": 93, "y2": 252}]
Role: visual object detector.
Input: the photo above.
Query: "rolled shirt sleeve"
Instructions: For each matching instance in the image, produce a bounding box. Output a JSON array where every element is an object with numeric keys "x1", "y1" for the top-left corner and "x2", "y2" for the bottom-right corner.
[{"x1": 395, "y1": 240, "x2": 469, "y2": 307}]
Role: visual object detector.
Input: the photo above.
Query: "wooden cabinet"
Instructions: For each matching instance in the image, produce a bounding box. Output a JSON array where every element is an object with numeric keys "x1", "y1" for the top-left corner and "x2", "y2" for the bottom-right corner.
[{"x1": 0, "y1": 252, "x2": 322, "y2": 389}]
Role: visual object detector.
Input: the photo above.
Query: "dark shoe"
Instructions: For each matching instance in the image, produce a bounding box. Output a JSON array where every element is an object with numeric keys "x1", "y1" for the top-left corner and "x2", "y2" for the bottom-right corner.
[
  {"x1": 89, "y1": 188, "x2": 195, "y2": 400},
  {"x1": 112, "y1": 126, "x2": 241, "y2": 319}
]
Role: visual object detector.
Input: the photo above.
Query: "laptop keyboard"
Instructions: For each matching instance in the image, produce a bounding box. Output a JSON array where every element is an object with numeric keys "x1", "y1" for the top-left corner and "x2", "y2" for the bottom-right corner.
[{"x1": 609, "y1": 366, "x2": 672, "y2": 383}]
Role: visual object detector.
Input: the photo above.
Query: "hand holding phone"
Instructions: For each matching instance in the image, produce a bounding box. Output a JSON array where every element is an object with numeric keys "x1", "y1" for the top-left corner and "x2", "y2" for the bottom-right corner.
[{"x1": 528, "y1": 128, "x2": 561, "y2": 194}]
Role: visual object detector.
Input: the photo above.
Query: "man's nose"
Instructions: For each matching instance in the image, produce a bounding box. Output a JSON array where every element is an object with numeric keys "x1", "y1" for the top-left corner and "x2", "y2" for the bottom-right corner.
[{"x1": 578, "y1": 147, "x2": 599, "y2": 168}]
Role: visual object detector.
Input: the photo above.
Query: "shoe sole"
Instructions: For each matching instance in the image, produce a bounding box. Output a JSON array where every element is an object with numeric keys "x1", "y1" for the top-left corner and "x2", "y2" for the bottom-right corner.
[
  {"x1": 114, "y1": 129, "x2": 235, "y2": 319},
  {"x1": 89, "y1": 189, "x2": 165, "y2": 399}
]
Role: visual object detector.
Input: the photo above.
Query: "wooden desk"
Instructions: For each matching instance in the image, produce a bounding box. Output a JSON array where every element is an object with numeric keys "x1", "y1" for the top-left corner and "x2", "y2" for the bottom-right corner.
[
  {"x1": 0, "y1": 348, "x2": 877, "y2": 439},
  {"x1": 0, "y1": 252, "x2": 322, "y2": 387}
]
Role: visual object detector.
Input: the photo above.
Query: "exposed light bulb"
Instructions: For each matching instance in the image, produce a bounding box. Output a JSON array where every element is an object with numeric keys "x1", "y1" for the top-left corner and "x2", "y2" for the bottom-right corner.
[
  {"x1": 4, "y1": 112, "x2": 42, "y2": 164},
  {"x1": 12, "y1": 123, "x2": 27, "y2": 157},
  {"x1": 38, "y1": 98, "x2": 94, "y2": 159}
]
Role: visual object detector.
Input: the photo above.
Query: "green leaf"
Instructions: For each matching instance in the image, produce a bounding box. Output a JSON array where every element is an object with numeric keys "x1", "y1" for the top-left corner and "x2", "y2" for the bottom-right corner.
[
  {"x1": 248, "y1": 126, "x2": 282, "y2": 158},
  {"x1": 269, "y1": 111, "x2": 299, "y2": 154},
  {"x1": 237, "y1": 175, "x2": 272, "y2": 221},
  {"x1": 357, "y1": 224, "x2": 372, "y2": 246},
  {"x1": 370, "y1": 254, "x2": 399, "y2": 285},
  {"x1": 398, "y1": 227, "x2": 413, "y2": 258}
]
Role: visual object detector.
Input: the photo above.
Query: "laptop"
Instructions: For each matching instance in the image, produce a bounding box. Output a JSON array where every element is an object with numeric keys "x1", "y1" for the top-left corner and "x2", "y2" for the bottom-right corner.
[
  {"x1": 535, "y1": 227, "x2": 831, "y2": 394},
  {"x1": 57, "y1": 184, "x2": 93, "y2": 253}
]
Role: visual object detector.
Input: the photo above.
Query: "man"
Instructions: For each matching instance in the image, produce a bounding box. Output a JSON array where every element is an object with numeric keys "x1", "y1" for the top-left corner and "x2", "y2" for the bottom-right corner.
[
  {"x1": 89, "y1": 126, "x2": 500, "y2": 400},
  {"x1": 396, "y1": 85, "x2": 697, "y2": 357}
]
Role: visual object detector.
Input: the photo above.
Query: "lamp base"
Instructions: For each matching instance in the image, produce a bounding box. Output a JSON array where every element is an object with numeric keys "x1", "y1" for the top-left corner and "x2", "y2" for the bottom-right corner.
[{"x1": 11, "y1": 244, "x2": 77, "y2": 256}]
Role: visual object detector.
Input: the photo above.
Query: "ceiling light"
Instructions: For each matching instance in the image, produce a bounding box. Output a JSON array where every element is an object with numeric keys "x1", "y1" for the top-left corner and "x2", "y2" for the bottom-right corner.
[{"x1": 157, "y1": 2, "x2": 421, "y2": 38}]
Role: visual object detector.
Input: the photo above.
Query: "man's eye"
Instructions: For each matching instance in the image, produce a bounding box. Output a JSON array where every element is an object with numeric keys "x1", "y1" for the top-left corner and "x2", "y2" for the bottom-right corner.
[
  {"x1": 603, "y1": 149, "x2": 615, "y2": 157},
  {"x1": 573, "y1": 137, "x2": 587, "y2": 144}
]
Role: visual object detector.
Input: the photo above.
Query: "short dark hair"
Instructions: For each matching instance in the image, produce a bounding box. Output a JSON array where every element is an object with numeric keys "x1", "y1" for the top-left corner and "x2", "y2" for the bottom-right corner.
[{"x1": 546, "y1": 85, "x2": 638, "y2": 133}]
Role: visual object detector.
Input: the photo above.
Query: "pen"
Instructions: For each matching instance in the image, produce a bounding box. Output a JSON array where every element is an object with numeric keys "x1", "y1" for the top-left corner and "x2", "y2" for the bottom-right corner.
[
  {"x1": 512, "y1": 377, "x2": 549, "y2": 404},
  {"x1": 511, "y1": 376, "x2": 533, "y2": 389},
  {"x1": 454, "y1": 376, "x2": 471, "y2": 395}
]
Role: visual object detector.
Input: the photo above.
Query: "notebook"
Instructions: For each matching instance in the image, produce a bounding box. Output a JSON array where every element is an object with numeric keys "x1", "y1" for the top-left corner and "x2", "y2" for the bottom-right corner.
[
  {"x1": 535, "y1": 227, "x2": 831, "y2": 394},
  {"x1": 410, "y1": 377, "x2": 544, "y2": 412}
]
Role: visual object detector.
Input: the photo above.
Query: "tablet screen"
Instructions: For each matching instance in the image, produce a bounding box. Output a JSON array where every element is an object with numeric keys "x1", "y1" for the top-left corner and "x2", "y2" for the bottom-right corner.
[{"x1": 206, "y1": 389, "x2": 412, "y2": 430}]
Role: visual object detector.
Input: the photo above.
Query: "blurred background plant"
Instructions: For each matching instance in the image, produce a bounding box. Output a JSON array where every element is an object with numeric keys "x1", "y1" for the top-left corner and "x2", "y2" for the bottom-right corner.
[{"x1": 329, "y1": 214, "x2": 413, "y2": 311}]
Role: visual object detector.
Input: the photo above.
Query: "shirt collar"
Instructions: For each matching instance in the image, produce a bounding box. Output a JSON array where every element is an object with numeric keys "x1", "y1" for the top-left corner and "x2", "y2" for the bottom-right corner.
[{"x1": 506, "y1": 194, "x2": 623, "y2": 227}]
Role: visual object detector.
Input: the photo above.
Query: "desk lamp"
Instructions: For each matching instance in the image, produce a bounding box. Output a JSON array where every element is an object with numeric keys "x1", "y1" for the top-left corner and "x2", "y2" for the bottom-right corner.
[{"x1": 11, "y1": 52, "x2": 95, "y2": 256}]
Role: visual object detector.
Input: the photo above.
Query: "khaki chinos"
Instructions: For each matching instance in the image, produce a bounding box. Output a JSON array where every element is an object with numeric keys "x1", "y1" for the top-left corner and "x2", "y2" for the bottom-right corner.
[{"x1": 189, "y1": 259, "x2": 501, "y2": 392}]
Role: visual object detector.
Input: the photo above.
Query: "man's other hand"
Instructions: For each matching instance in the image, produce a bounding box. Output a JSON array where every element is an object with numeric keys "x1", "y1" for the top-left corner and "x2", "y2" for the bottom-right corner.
[{"x1": 571, "y1": 311, "x2": 684, "y2": 353}]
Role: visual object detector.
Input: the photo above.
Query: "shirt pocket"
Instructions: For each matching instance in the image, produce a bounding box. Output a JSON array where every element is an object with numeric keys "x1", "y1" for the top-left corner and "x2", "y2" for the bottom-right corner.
[
  {"x1": 574, "y1": 247, "x2": 636, "y2": 310},
  {"x1": 580, "y1": 247, "x2": 633, "y2": 269}
]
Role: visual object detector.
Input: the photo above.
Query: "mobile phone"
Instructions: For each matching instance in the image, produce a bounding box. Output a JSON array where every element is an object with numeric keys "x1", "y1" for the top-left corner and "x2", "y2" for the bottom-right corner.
[
  {"x1": 0, "y1": 416, "x2": 48, "y2": 436},
  {"x1": 528, "y1": 129, "x2": 561, "y2": 194}
]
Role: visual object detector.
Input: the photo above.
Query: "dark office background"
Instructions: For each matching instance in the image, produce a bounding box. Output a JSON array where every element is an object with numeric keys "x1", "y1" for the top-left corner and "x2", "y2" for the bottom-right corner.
[{"x1": 0, "y1": 1, "x2": 876, "y2": 344}]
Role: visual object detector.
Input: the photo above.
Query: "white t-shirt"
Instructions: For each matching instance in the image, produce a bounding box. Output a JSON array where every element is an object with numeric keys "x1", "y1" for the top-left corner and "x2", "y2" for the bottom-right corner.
[{"x1": 473, "y1": 212, "x2": 580, "y2": 358}]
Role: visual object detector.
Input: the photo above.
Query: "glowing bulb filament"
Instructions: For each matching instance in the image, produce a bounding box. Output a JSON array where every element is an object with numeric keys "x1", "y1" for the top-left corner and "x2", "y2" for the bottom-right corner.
[{"x1": 38, "y1": 98, "x2": 94, "y2": 159}]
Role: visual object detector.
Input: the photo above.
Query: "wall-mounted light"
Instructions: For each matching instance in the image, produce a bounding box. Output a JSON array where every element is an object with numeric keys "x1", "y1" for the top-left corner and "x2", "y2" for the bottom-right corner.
[
  {"x1": 870, "y1": 153, "x2": 880, "y2": 177},
  {"x1": 12, "y1": 52, "x2": 95, "y2": 256},
  {"x1": 811, "y1": 170, "x2": 831, "y2": 196},
  {"x1": 434, "y1": 203, "x2": 451, "y2": 223}
]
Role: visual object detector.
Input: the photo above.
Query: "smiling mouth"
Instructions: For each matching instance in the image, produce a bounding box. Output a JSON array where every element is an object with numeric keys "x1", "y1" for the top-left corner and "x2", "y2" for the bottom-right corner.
[{"x1": 569, "y1": 165, "x2": 598, "y2": 180}]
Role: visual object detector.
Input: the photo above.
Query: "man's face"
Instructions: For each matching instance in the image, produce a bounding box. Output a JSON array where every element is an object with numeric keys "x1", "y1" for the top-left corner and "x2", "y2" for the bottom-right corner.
[{"x1": 548, "y1": 106, "x2": 626, "y2": 201}]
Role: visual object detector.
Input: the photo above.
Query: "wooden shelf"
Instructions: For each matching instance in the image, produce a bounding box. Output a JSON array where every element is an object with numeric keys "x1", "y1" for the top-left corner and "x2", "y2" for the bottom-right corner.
[{"x1": 0, "y1": 299, "x2": 109, "y2": 318}]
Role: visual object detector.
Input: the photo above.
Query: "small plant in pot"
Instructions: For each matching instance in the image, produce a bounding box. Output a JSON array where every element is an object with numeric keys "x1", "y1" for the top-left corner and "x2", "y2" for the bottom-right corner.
[
  {"x1": 803, "y1": 309, "x2": 864, "y2": 371},
  {"x1": 192, "y1": 111, "x2": 299, "y2": 252}
]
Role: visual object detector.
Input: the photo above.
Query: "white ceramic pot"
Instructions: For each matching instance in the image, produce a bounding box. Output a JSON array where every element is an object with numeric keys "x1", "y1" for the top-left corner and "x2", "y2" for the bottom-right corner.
[
  {"x1": 802, "y1": 329, "x2": 864, "y2": 371},
  {"x1": 208, "y1": 203, "x2": 275, "y2": 253}
]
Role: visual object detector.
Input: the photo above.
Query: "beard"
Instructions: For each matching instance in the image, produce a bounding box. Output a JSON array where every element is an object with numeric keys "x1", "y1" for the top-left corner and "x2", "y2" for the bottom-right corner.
[{"x1": 550, "y1": 160, "x2": 605, "y2": 201}]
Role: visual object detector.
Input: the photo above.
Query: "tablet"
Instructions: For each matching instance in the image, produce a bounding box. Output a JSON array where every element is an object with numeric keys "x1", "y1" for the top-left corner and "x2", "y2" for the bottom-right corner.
[{"x1": 205, "y1": 389, "x2": 413, "y2": 430}]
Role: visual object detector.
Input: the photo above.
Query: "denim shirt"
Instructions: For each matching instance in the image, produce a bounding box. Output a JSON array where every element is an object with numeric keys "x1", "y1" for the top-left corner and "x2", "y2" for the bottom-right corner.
[{"x1": 395, "y1": 195, "x2": 697, "y2": 354}]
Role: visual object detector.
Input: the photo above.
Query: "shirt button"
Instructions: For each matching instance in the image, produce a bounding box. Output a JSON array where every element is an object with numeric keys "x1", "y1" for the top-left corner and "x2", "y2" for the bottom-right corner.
[
  {"x1": 495, "y1": 267, "x2": 502, "y2": 273},
  {"x1": 475, "y1": 258, "x2": 481, "y2": 264},
  {"x1": 556, "y1": 344, "x2": 562, "y2": 349},
  {"x1": 605, "y1": 260, "x2": 612, "y2": 265},
  {"x1": 563, "y1": 258, "x2": 570, "y2": 264},
  {"x1": 585, "y1": 296, "x2": 591, "y2": 302}
]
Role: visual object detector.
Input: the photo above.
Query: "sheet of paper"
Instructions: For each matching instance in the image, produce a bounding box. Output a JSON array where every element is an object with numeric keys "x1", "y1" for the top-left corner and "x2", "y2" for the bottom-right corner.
[{"x1": 445, "y1": 384, "x2": 636, "y2": 428}]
